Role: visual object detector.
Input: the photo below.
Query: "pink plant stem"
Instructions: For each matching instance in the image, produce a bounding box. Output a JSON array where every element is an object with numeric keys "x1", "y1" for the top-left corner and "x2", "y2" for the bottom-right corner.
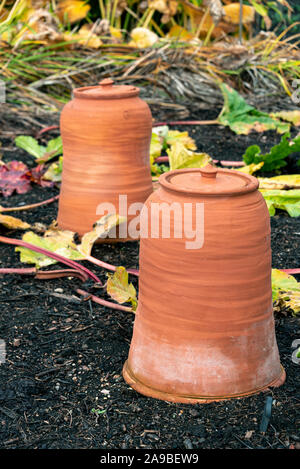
[
  {"x1": 279, "y1": 269, "x2": 300, "y2": 275},
  {"x1": 0, "y1": 195, "x2": 59, "y2": 213},
  {"x1": 77, "y1": 288, "x2": 133, "y2": 312},
  {"x1": 0, "y1": 267, "x2": 36, "y2": 275},
  {"x1": 153, "y1": 121, "x2": 219, "y2": 127},
  {"x1": 36, "y1": 269, "x2": 88, "y2": 282},
  {"x1": 85, "y1": 254, "x2": 139, "y2": 277},
  {"x1": 0, "y1": 235, "x2": 101, "y2": 284},
  {"x1": 35, "y1": 125, "x2": 59, "y2": 139},
  {"x1": 154, "y1": 156, "x2": 245, "y2": 167}
]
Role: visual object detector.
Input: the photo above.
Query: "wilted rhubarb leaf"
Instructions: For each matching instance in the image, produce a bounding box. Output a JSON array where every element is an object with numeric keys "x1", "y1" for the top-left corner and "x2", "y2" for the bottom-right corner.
[
  {"x1": 218, "y1": 84, "x2": 290, "y2": 135},
  {"x1": 78, "y1": 214, "x2": 127, "y2": 257},
  {"x1": 107, "y1": 266, "x2": 137, "y2": 311},
  {"x1": 259, "y1": 175, "x2": 300, "y2": 190},
  {"x1": 43, "y1": 157, "x2": 63, "y2": 182},
  {"x1": 0, "y1": 161, "x2": 31, "y2": 197},
  {"x1": 260, "y1": 189, "x2": 300, "y2": 217},
  {"x1": 15, "y1": 136, "x2": 46, "y2": 159},
  {"x1": 0, "y1": 214, "x2": 31, "y2": 230},
  {"x1": 165, "y1": 130, "x2": 196, "y2": 150},
  {"x1": 16, "y1": 230, "x2": 84, "y2": 268},
  {"x1": 167, "y1": 142, "x2": 212, "y2": 170},
  {"x1": 271, "y1": 110, "x2": 300, "y2": 127},
  {"x1": 150, "y1": 133, "x2": 163, "y2": 161},
  {"x1": 236, "y1": 162, "x2": 264, "y2": 174},
  {"x1": 243, "y1": 133, "x2": 300, "y2": 172},
  {"x1": 272, "y1": 269, "x2": 300, "y2": 315}
]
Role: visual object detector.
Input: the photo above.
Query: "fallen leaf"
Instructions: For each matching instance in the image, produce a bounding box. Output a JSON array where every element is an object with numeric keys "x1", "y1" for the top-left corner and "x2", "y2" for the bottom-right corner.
[
  {"x1": 107, "y1": 266, "x2": 137, "y2": 311},
  {"x1": 0, "y1": 161, "x2": 31, "y2": 197},
  {"x1": 0, "y1": 214, "x2": 31, "y2": 230},
  {"x1": 218, "y1": 84, "x2": 291, "y2": 135},
  {"x1": 78, "y1": 214, "x2": 127, "y2": 257},
  {"x1": 272, "y1": 269, "x2": 300, "y2": 315},
  {"x1": 259, "y1": 175, "x2": 300, "y2": 190},
  {"x1": 167, "y1": 142, "x2": 212, "y2": 170},
  {"x1": 260, "y1": 189, "x2": 300, "y2": 217},
  {"x1": 271, "y1": 110, "x2": 300, "y2": 127}
]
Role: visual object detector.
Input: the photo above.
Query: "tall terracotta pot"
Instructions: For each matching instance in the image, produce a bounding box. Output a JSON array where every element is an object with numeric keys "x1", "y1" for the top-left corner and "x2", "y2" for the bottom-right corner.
[
  {"x1": 57, "y1": 78, "x2": 153, "y2": 241},
  {"x1": 123, "y1": 165, "x2": 285, "y2": 403}
]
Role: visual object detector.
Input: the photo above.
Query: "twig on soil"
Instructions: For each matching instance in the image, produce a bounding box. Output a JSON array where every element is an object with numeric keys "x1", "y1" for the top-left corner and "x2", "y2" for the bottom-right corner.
[{"x1": 77, "y1": 288, "x2": 134, "y2": 313}]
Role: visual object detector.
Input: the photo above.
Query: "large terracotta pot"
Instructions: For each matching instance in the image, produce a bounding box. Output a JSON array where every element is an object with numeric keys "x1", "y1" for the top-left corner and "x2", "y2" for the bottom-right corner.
[
  {"x1": 123, "y1": 165, "x2": 285, "y2": 403},
  {"x1": 57, "y1": 78, "x2": 153, "y2": 241}
]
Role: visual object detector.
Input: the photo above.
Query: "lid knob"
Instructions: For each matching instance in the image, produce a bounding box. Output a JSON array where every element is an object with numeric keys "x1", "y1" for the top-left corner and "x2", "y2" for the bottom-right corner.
[
  {"x1": 99, "y1": 78, "x2": 114, "y2": 88},
  {"x1": 199, "y1": 164, "x2": 217, "y2": 179}
]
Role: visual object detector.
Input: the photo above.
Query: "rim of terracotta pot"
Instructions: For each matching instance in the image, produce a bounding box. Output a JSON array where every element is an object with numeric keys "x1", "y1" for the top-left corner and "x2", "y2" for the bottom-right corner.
[
  {"x1": 73, "y1": 78, "x2": 140, "y2": 100},
  {"x1": 123, "y1": 361, "x2": 286, "y2": 404},
  {"x1": 159, "y1": 166, "x2": 259, "y2": 197}
]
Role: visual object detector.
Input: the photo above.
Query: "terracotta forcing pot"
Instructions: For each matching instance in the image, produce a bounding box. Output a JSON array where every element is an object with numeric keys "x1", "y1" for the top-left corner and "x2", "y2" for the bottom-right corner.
[
  {"x1": 123, "y1": 165, "x2": 285, "y2": 403},
  {"x1": 57, "y1": 78, "x2": 153, "y2": 241}
]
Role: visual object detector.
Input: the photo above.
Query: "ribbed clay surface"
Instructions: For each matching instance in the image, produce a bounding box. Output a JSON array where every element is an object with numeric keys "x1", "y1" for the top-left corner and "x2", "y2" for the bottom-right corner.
[
  {"x1": 57, "y1": 90, "x2": 153, "y2": 240},
  {"x1": 124, "y1": 171, "x2": 285, "y2": 402}
]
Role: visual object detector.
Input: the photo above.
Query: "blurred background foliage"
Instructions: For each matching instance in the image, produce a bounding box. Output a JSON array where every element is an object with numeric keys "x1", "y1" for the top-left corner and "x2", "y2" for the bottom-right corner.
[{"x1": 0, "y1": 1, "x2": 299, "y2": 110}]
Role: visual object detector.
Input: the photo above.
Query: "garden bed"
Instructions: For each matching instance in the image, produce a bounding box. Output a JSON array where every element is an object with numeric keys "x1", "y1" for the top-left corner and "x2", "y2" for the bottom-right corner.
[{"x1": 0, "y1": 106, "x2": 299, "y2": 449}]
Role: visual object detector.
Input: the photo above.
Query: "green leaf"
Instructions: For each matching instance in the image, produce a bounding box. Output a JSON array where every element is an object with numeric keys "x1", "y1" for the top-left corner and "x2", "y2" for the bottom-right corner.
[
  {"x1": 15, "y1": 136, "x2": 46, "y2": 159},
  {"x1": 218, "y1": 84, "x2": 291, "y2": 135},
  {"x1": 243, "y1": 133, "x2": 300, "y2": 173},
  {"x1": 46, "y1": 136, "x2": 63, "y2": 156},
  {"x1": 167, "y1": 142, "x2": 212, "y2": 170},
  {"x1": 260, "y1": 189, "x2": 300, "y2": 217},
  {"x1": 107, "y1": 266, "x2": 137, "y2": 311}
]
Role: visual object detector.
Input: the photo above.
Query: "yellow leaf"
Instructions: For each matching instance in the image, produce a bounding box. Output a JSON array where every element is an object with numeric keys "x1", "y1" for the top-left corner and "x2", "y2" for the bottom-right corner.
[
  {"x1": 107, "y1": 266, "x2": 137, "y2": 311},
  {"x1": 259, "y1": 175, "x2": 300, "y2": 190},
  {"x1": 0, "y1": 214, "x2": 31, "y2": 230},
  {"x1": 57, "y1": 0, "x2": 90, "y2": 24},
  {"x1": 271, "y1": 111, "x2": 300, "y2": 127},
  {"x1": 223, "y1": 4, "x2": 255, "y2": 25},
  {"x1": 78, "y1": 214, "x2": 127, "y2": 257},
  {"x1": 129, "y1": 27, "x2": 158, "y2": 48},
  {"x1": 236, "y1": 161, "x2": 264, "y2": 175}
]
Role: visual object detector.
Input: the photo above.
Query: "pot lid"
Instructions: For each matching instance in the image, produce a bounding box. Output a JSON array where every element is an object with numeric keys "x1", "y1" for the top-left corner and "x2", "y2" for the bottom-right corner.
[
  {"x1": 159, "y1": 165, "x2": 259, "y2": 196},
  {"x1": 73, "y1": 78, "x2": 140, "y2": 100}
]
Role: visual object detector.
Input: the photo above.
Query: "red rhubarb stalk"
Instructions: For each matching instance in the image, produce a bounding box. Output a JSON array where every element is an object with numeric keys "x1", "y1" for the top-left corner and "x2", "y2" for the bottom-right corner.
[
  {"x1": 85, "y1": 254, "x2": 139, "y2": 277},
  {"x1": 154, "y1": 156, "x2": 245, "y2": 167},
  {"x1": 279, "y1": 269, "x2": 300, "y2": 275},
  {"x1": 0, "y1": 235, "x2": 101, "y2": 284}
]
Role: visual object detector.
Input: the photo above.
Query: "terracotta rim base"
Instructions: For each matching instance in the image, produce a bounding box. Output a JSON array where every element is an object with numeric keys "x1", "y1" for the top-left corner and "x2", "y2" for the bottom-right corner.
[{"x1": 122, "y1": 361, "x2": 286, "y2": 404}]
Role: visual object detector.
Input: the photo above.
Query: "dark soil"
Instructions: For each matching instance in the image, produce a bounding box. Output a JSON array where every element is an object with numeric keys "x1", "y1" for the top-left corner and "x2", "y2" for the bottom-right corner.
[{"x1": 0, "y1": 105, "x2": 299, "y2": 450}]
